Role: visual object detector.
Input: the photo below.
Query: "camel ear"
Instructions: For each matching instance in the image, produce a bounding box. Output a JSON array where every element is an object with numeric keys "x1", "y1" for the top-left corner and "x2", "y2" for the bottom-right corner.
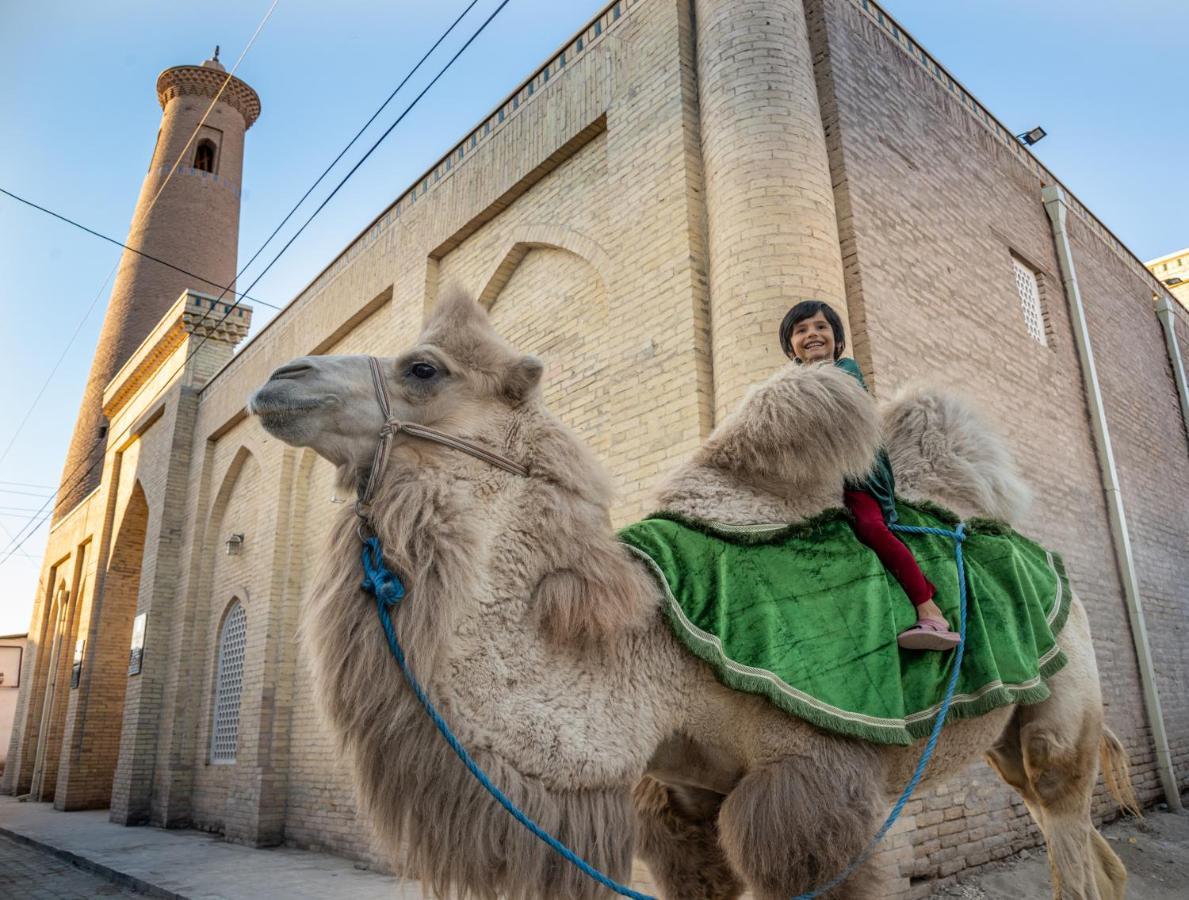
[{"x1": 504, "y1": 355, "x2": 544, "y2": 404}]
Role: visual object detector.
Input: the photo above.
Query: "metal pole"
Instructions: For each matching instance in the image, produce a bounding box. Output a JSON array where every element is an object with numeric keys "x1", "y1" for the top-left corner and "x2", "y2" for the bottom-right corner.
[
  {"x1": 1042, "y1": 185, "x2": 1182, "y2": 811},
  {"x1": 1154, "y1": 294, "x2": 1189, "y2": 446}
]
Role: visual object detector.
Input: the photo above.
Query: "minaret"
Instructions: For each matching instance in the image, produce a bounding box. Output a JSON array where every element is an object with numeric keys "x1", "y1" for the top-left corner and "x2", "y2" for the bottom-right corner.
[{"x1": 54, "y1": 50, "x2": 260, "y2": 519}]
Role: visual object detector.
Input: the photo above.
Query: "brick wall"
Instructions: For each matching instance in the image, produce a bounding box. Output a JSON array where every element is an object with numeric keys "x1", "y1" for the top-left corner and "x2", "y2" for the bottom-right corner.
[{"x1": 807, "y1": 0, "x2": 1189, "y2": 890}]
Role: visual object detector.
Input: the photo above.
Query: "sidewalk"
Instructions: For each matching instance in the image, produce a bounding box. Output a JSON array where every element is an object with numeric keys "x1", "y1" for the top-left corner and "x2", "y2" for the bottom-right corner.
[
  {"x1": 0, "y1": 795, "x2": 661, "y2": 899},
  {"x1": 0, "y1": 796, "x2": 418, "y2": 899}
]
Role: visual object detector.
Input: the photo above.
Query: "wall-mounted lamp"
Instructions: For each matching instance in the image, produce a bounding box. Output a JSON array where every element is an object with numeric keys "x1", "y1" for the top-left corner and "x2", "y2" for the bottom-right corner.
[
  {"x1": 1016, "y1": 126, "x2": 1047, "y2": 146},
  {"x1": 1165, "y1": 276, "x2": 1184, "y2": 287},
  {"x1": 225, "y1": 533, "x2": 245, "y2": 556}
]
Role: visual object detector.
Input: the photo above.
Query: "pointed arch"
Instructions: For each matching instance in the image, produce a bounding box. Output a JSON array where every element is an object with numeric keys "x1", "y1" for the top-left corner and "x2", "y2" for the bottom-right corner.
[{"x1": 476, "y1": 225, "x2": 612, "y2": 310}]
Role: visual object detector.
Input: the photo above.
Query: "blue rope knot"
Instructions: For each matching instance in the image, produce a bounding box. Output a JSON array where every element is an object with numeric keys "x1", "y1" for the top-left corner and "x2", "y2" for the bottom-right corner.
[{"x1": 360, "y1": 535, "x2": 406, "y2": 607}]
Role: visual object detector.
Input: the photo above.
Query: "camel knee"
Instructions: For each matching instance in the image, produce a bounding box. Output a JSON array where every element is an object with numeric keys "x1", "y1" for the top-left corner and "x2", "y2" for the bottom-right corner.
[
  {"x1": 633, "y1": 778, "x2": 742, "y2": 900},
  {"x1": 987, "y1": 721, "x2": 1034, "y2": 799},
  {"x1": 717, "y1": 756, "x2": 883, "y2": 899},
  {"x1": 1021, "y1": 721, "x2": 1095, "y2": 812}
]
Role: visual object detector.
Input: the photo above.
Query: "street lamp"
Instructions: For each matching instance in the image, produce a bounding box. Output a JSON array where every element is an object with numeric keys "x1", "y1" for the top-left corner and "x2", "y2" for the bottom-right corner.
[{"x1": 1016, "y1": 126, "x2": 1047, "y2": 146}]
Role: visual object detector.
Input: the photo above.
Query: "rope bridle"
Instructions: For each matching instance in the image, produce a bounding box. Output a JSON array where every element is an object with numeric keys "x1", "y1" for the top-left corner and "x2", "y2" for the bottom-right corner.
[{"x1": 355, "y1": 356, "x2": 529, "y2": 524}]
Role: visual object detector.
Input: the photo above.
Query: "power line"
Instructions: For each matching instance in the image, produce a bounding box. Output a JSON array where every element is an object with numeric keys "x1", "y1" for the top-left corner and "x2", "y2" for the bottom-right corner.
[
  {"x1": 0, "y1": 481, "x2": 55, "y2": 490},
  {"x1": 0, "y1": 520, "x2": 35, "y2": 562},
  {"x1": 148, "y1": 0, "x2": 487, "y2": 384},
  {"x1": 0, "y1": 0, "x2": 513, "y2": 567},
  {"x1": 0, "y1": 265, "x2": 115, "y2": 471},
  {"x1": 232, "y1": 0, "x2": 483, "y2": 291},
  {"x1": 0, "y1": 0, "x2": 282, "y2": 481},
  {"x1": 0, "y1": 188, "x2": 279, "y2": 309},
  {"x1": 140, "y1": 0, "x2": 281, "y2": 217}
]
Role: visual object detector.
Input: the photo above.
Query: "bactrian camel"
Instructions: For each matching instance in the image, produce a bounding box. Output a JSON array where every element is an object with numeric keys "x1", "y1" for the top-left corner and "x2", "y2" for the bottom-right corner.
[{"x1": 249, "y1": 291, "x2": 1135, "y2": 900}]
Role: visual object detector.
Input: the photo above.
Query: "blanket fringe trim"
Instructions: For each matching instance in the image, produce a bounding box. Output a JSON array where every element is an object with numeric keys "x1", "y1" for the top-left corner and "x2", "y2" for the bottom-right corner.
[{"x1": 625, "y1": 542, "x2": 1073, "y2": 747}]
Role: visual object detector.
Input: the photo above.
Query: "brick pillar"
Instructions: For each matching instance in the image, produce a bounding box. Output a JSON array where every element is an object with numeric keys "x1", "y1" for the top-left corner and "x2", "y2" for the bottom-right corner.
[
  {"x1": 693, "y1": 0, "x2": 849, "y2": 420},
  {"x1": 109, "y1": 393, "x2": 199, "y2": 825}
]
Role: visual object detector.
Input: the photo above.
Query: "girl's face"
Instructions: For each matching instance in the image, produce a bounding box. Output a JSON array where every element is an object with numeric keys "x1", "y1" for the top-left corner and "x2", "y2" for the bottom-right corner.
[{"x1": 787, "y1": 312, "x2": 838, "y2": 363}]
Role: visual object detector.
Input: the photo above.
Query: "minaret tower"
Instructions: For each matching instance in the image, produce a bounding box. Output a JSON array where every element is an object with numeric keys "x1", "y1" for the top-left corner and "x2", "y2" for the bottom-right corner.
[{"x1": 54, "y1": 50, "x2": 260, "y2": 519}]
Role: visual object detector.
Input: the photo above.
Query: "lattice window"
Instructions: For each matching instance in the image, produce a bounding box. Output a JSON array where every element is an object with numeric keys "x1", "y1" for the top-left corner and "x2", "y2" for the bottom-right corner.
[
  {"x1": 1012, "y1": 256, "x2": 1047, "y2": 346},
  {"x1": 211, "y1": 601, "x2": 247, "y2": 763}
]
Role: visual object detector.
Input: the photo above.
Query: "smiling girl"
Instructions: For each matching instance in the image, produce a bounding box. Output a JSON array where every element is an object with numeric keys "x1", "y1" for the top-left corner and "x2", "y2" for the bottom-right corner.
[{"x1": 778, "y1": 300, "x2": 959, "y2": 651}]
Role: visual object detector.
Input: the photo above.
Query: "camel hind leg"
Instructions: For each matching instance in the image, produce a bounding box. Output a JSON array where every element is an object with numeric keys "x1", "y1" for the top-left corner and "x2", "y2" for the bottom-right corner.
[
  {"x1": 632, "y1": 777, "x2": 743, "y2": 900},
  {"x1": 986, "y1": 597, "x2": 1129, "y2": 900}
]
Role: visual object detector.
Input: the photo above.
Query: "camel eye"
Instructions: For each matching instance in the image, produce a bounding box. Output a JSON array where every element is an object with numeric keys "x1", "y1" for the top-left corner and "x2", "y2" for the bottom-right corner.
[{"x1": 408, "y1": 362, "x2": 438, "y2": 381}]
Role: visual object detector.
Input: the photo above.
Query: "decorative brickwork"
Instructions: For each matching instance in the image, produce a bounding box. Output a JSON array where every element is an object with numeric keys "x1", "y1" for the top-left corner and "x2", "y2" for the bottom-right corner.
[{"x1": 156, "y1": 65, "x2": 261, "y2": 129}]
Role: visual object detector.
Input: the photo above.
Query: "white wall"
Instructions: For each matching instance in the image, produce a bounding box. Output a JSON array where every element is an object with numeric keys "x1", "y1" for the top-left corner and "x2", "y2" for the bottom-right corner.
[{"x1": 0, "y1": 637, "x2": 27, "y2": 765}]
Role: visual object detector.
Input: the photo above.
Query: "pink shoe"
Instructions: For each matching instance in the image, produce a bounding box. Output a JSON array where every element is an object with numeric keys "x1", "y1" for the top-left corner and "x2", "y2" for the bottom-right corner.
[{"x1": 898, "y1": 617, "x2": 960, "y2": 651}]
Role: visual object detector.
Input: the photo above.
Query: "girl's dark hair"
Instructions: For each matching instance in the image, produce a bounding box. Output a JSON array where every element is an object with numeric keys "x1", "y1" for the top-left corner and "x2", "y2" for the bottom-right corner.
[{"x1": 778, "y1": 300, "x2": 846, "y2": 360}]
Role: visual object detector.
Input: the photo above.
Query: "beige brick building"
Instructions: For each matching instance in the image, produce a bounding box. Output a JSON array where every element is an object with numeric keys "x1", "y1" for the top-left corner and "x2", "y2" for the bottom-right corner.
[
  {"x1": 5, "y1": 1, "x2": 1188, "y2": 895},
  {"x1": 1148, "y1": 246, "x2": 1189, "y2": 309}
]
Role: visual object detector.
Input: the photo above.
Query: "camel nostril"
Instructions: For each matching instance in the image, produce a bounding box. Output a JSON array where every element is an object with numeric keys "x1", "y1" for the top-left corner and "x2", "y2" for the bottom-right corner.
[{"x1": 271, "y1": 363, "x2": 313, "y2": 381}]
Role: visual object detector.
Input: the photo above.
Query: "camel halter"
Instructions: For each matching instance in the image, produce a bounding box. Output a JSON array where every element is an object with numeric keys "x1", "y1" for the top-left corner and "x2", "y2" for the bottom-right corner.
[{"x1": 355, "y1": 355, "x2": 529, "y2": 521}]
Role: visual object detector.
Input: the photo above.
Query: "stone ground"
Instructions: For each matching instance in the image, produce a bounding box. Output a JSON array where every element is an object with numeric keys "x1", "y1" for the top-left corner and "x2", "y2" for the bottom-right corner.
[
  {"x1": 0, "y1": 834, "x2": 145, "y2": 899},
  {"x1": 0, "y1": 796, "x2": 415, "y2": 899},
  {"x1": 934, "y1": 808, "x2": 1189, "y2": 899},
  {"x1": 1, "y1": 795, "x2": 1186, "y2": 898}
]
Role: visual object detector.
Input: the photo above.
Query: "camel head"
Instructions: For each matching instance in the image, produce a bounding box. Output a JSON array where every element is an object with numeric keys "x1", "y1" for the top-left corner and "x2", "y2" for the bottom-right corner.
[
  {"x1": 249, "y1": 290, "x2": 544, "y2": 483},
  {"x1": 250, "y1": 289, "x2": 651, "y2": 648}
]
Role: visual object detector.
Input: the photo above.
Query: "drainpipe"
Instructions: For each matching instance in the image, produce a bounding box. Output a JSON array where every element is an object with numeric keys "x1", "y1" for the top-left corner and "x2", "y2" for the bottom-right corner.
[
  {"x1": 1042, "y1": 185, "x2": 1182, "y2": 812},
  {"x1": 1154, "y1": 294, "x2": 1189, "y2": 442}
]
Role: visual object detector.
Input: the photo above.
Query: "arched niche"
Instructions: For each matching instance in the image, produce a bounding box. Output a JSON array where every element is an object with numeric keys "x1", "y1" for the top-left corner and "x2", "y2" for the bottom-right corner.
[{"x1": 476, "y1": 225, "x2": 612, "y2": 310}]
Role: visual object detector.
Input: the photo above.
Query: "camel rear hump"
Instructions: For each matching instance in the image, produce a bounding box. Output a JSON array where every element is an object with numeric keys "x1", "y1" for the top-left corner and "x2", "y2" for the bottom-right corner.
[{"x1": 883, "y1": 383, "x2": 1032, "y2": 524}]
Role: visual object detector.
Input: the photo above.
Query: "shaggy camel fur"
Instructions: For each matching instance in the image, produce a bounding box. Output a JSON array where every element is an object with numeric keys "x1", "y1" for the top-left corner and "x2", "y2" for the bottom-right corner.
[{"x1": 249, "y1": 291, "x2": 1136, "y2": 900}]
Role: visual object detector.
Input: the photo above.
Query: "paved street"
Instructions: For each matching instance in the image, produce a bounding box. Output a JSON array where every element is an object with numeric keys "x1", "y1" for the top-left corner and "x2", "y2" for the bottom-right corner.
[{"x1": 0, "y1": 834, "x2": 145, "y2": 899}]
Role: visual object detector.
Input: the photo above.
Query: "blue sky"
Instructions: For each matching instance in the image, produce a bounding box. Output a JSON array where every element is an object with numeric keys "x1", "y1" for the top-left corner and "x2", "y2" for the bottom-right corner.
[{"x1": 0, "y1": 0, "x2": 1185, "y2": 632}]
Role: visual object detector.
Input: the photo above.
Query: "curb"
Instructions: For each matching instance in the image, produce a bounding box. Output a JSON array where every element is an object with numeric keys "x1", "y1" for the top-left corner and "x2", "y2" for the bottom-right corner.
[{"x1": 0, "y1": 825, "x2": 185, "y2": 899}]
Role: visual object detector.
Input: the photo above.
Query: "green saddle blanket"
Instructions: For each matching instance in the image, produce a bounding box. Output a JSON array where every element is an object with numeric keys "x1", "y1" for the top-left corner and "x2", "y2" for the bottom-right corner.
[{"x1": 618, "y1": 502, "x2": 1070, "y2": 745}]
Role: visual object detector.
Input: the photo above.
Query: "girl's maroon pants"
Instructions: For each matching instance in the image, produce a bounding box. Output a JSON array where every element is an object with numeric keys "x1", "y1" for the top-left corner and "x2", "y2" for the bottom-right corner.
[{"x1": 843, "y1": 489, "x2": 935, "y2": 607}]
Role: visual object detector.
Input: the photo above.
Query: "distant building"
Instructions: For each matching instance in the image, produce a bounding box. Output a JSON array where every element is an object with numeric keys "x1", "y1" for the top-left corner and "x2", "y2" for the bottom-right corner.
[
  {"x1": 0, "y1": 634, "x2": 28, "y2": 773},
  {"x1": 1147, "y1": 247, "x2": 1189, "y2": 308},
  {"x1": 4, "y1": 2, "x2": 1188, "y2": 896}
]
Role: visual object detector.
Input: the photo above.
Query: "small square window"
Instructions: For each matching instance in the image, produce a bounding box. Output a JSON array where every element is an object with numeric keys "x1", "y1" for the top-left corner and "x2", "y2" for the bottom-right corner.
[{"x1": 1012, "y1": 256, "x2": 1048, "y2": 347}]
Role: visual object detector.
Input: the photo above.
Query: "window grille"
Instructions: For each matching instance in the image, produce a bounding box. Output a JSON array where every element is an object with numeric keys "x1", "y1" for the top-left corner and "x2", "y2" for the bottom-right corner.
[
  {"x1": 211, "y1": 601, "x2": 247, "y2": 763},
  {"x1": 1012, "y1": 257, "x2": 1047, "y2": 346}
]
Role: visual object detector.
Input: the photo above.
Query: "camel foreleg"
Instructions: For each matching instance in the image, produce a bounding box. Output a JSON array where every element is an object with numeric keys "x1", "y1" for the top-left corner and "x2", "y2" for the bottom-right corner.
[
  {"x1": 632, "y1": 777, "x2": 744, "y2": 900},
  {"x1": 716, "y1": 747, "x2": 885, "y2": 900}
]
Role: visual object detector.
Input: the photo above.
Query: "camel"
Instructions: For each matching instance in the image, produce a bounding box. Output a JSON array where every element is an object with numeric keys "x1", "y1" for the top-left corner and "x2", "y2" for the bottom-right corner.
[{"x1": 248, "y1": 291, "x2": 1136, "y2": 900}]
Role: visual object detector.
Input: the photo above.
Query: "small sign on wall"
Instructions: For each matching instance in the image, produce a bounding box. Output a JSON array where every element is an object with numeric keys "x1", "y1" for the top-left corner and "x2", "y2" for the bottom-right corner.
[
  {"x1": 129, "y1": 613, "x2": 146, "y2": 676},
  {"x1": 71, "y1": 639, "x2": 85, "y2": 688}
]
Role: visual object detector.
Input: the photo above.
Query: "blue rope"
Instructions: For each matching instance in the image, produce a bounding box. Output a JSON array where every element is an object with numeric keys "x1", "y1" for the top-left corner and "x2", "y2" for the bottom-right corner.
[
  {"x1": 788, "y1": 521, "x2": 969, "y2": 899},
  {"x1": 361, "y1": 536, "x2": 654, "y2": 899},
  {"x1": 362, "y1": 522, "x2": 969, "y2": 900}
]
